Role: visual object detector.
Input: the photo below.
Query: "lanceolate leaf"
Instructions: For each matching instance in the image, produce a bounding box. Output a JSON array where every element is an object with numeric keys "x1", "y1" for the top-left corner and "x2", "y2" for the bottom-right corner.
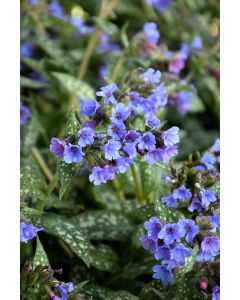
[
  {"x1": 33, "y1": 237, "x2": 49, "y2": 268},
  {"x1": 66, "y1": 109, "x2": 81, "y2": 135}
]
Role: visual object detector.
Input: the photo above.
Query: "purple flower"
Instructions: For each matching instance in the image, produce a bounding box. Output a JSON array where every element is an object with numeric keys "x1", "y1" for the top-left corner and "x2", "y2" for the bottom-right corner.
[
  {"x1": 212, "y1": 285, "x2": 220, "y2": 300},
  {"x1": 50, "y1": 138, "x2": 66, "y2": 158},
  {"x1": 161, "y1": 126, "x2": 180, "y2": 146},
  {"x1": 89, "y1": 165, "x2": 116, "y2": 185},
  {"x1": 96, "y1": 83, "x2": 118, "y2": 105},
  {"x1": 111, "y1": 103, "x2": 130, "y2": 123},
  {"x1": 145, "y1": 0, "x2": 172, "y2": 13},
  {"x1": 140, "y1": 68, "x2": 161, "y2": 85},
  {"x1": 178, "y1": 219, "x2": 199, "y2": 243},
  {"x1": 123, "y1": 143, "x2": 137, "y2": 159},
  {"x1": 102, "y1": 139, "x2": 121, "y2": 160},
  {"x1": 145, "y1": 114, "x2": 160, "y2": 128},
  {"x1": 82, "y1": 120, "x2": 97, "y2": 129},
  {"x1": 20, "y1": 102, "x2": 31, "y2": 125},
  {"x1": 173, "y1": 186, "x2": 192, "y2": 202},
  {"x1": 48, "y1": 0, "x2": 65, "y2": 19},
  {"x1": 138, "y1": 132, "x2": 156, "y2": 151},
  {"x1": 160, "y1": 145, "x2": 178, "y2": 163},
  {"x1": 63, "y1": 144, "x2": 84, "y2": 164},
  {"x1": 78, "y1": 127, "x2": 95, "y2": 147},
  {"x1": 188, "y1": 197, "x2": 203, "y2": 212},
  {"x1": 154, "y1": 244, "x2": 171, "y2": 260},
  {"x1": 175, "y1": 91, "x2": 194, "y2": 115},
  {"x1": 56, "y1": 282, "x2": 74, "y2": 300},
  {"x1": 115, "y1": 156, "x2": 133, "y2": 173},
  {"x1": 158, "y1": 223, "x2": 180, "y2": 245},
  {"x1": 194, "y1": 165, "x2": 206, "y2": 172},
  {"x1": 161, "y1": 194, "x2": 178, "y2": 208},
  {"x1": 108, "y1": 123, "x2": 126, "y2": 140},
  {"x1": 28, "y1": 0, "x2": 38, "y2": 6},
  {"x1": 168, "y1": 56, "x2": 185, "y2": 74},
  {"x1": 199, "y1": 189, "x2": 217, "y2": 208},
  {"x1": 144, "y1": 217, "x2": 163, "y2": 239},
  {"x1": 162, "y1": 259, "x2": 182, "y2": 269},
  {"x1": 161, "y1": 175, "x2": 173, "y2": 184},
  {"x1": 196, "y1": 237, "x2": 220, "y2": 262},
  {"x1": 180, "y1": 43, "x2": 189, "y2": 59},
  {"x1": 149, "y1": 83, "x2": 168, "y2": 108},
  {"x1": 212, "y1": 139, "x2": 220, "y2": 153},
  {"x1": 191, "y1": 36, "x2": 202, "y2": 51},
  {"x1": 128, "y1": 91, "x2": 142, "y2": 107},
  {"x1": 144, "y1": 149, "x2": 163, "y2": 165},
  {"x1": 139, "y1": 235, "x2": 158, "y2": 254},
  {"x1": 123, "y1": 130, "x2": 141, "y2": 145},
  {"x1": 143, "y1": 22, "x2": 160, "y2": 46},
  {"x1": 20, "y1": 222, "x2": 44, "y2": 243},
  {"x1": 98, "y1": 32, "x2": 120, "y2": 53},
  {"x1": 200, "y1": 152, "x2": 216, "y2": 171},
  {"x1": 20, "y1": 42, "x2": 34, "y2": 58},
  {"x1": 152, "y1": 265, "x2": 174, "y2": 285},
  {"x1": 170, "y1": 242, "x2": 191, "y2": 263},
  {"x1": 79, "y1": 99, "x2": 100, "y2": 117},
  {"x1": 69, "y1": 16, "x2": 93, "y2": 34},
  {"x1": 209, "y1": 213, "x2": 220, "y2": 229}
]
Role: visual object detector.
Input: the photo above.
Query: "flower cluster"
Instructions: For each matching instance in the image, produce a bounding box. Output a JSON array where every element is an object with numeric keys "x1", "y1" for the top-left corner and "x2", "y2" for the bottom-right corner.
[
  {"x1": 20, "y1": 221, "x2": 44, "y2": 243},
  {"x1": 50, "y1": 68, "x2": 180, "y2": 185},
  {"x1": 52, "y1": 282, "x2": 74, "y2": 300}
]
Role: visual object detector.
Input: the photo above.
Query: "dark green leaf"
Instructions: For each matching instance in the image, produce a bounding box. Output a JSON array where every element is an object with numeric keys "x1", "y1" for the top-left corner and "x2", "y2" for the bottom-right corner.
[
  {"x1": 33, "y1": 237, "x2": 49, "y2": 268},
  {"x1": 20, "y1": 76, "x2": 47, "y2": 89},
  {"x1": 66, "y1": 109, "x2": 81, "y2": 135}
]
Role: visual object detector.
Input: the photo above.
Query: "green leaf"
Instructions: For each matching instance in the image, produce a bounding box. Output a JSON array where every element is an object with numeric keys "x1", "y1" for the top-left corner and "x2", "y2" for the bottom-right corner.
[
  {"x1": 93, "y1": 18, "x2": 119, "y2": 36},
  {"x1": 189, "y1": 96, "x2": 205, "y2": 113},
  {"x1": 33, "y1": 237, "x2": 49, "y2": 268},
  {"x1": 209, "y1": 181, "x2": 220, "y2": 197},
  {"x1": 57, "y1": 160, "x2": 80, "y2": 200},
  {"x1": 20, "y1": 76, "x2": 47, "y2": 89},
  {"x1": 21, "y1": 115, "x2": 41, "y2": 155},
  {"x1": 66, "y1": 109, "x2": 81, "y2": 135},
  {"x1": 21, "y1": 208, "x2": 90, "y2": 267},
  {"x1": 175, "y1": 245, "x2": 199, "y2": 279},
  {"x1": 105, "y1": 291, "x2": 139, "y2": 300},
  {"x1": 77, "y1": 284, "x2": 111, "y2": 299},
  {"x1": 52, "y1": 72, "x2": 95, "y2": 99},
  {"x1": 22, "y1": 58, "x2": 48, "y2": 78}
]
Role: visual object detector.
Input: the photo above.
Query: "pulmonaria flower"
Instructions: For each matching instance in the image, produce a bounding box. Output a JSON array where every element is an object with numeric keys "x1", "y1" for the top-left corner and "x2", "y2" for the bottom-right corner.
[
  {"x1": 28, "y1": 0, "x2": 38, "y2": 6},
  {"x1": 96, "y1": 83, "x2": 118, "y2": 105},
  {"x1": 79, "y1": 99, "x2": 100, "y2": 117},
  {"x1": 50, "y1": 138, "x2": 66, "y2": 158},
  {"x1": 111, "y1": 103, "x2": 130, "y2": 123},
  {"x1": 212, "y1": 138, "x2": 220, "y2": 153},
  {"x1": 178, "y1": 219, "x2": 199, "y2": 243},
  {"x1": 212, "y1": 285, "x2": 220, "y2": 300},
  {"x1": 145, "y1": 0, "x2": 172, "y2": 12},
  {"x1": 48, "y1": 0, "x2": 65, "y2": 19},
  {"x1": 89, "y1": 165, "x2": 116, "y2": 185},
  {"x1": 56, "y1": 282, "x2": 74, "y2": 300},
  {"x1": 115, "y1": 156, "x2": 133, "y2": 173},
  {"x1": 191, "y1": 36, "x2": 202, "y2": 51},
  {"x1": 172, "y1": 186, "x2": 192, "y2": 202},
  {"x1": 209, "y1": 212, "x2": 220, "y2": 229},
  {"x1": 144, "y1": 217, "x2": 163, "y2": 239},
  {"x1": 168, "y1": 56, "x2": 185, "y2": 74},
  {"x1": 175, "y1": 91, "x2": 194, "y2": 115},
  {"x1": 179, "y1": 43, "x2": 190, "y2": 60},
  {"x1": 200, "y1": 152, "x2": 216, "y2": 170},
  {"x1": 20, "y1": 102, "x2": 31, "y2": 125},
  {"x1": 108, "y1": 123, "x2": 126, "y2": 140},
  {"x1": 152, "y1": 265, "x2": 174, "y2": 285},
  {"x1": 140, "y1": 68, "x2": 161, "y2": 85},
  {"x1": 20, "y1": 222, "x2": 44, "y2": 243},
  {"x1": 161, "y1": 174, "x2": 174, "y2": 184},
  {"x1": 158, "y1": 223, "x2": 180, "y2": 245},
  {"x1": 138, "y1": 132, "x2": 156, "y2": 151},
  {"x1": 154, "y1": 244, "x2": 171, "y2": 260},
  {"x1": 123, "y1": 130, "x2": 141, "y2": 145},
  {"x1": 144, "y1": 149, "x2": 163, "y2": 165},
  {"x1": 63, "y1": 144, "x2": 84, "y2": 164},
  {"x1": 78, "y1": 127, "x2": 95, "y2": 147},
  {"x1": 20, "y1": 42, "x2": 34, "y2": 58},
  {"x1": 97, "y1": 32, "x2": 120, "y2": 53},
  {"x1": 161, "y1": 126, "x2": 180, "y2": 146},
  {"x1": 145, "y1": 114, "x2": 160, "y2": 128},
  {"x1": 199, "y1": 189, "x2": 217, "y2": 208},
  {"x1": 170, "y1": 242, "x2": 191, "y2": 263},
  {"x1": 161, "y1": 194, "x2": 178, "y2": 208},
  {"x1": 188, "y1": 197, "x2": 203, "y2": 212},
  {"x1": 139, "y1": 235, "x2": 158, "y2": 254},
  {"x1": 149, "y1": 83, "x2": 168, "y2": 108},
  {"x1": 123, "y1": 143, "x2": 137, "y2": 159},
  {"x1": 102, "y1": 139, "x2": 121, "y2": 160},
  {"x1": 128, "y1": 91, "x2": 142, "y2": 107},
  {"x1": 69, "y1": 16, "x2": 93, "y2": 34},
  {"x1": 143, "y1": 22, "x2": 160, "y2": 48},
  {"x1": 160, "y1": 145, "x2": 178, "y2": 163},
  {"x1": 196, "y1": 236, "x2": 220, "y2": 262}
]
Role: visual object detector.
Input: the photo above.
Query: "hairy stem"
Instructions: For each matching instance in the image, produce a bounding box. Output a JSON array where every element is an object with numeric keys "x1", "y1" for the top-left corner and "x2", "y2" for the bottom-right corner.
[
  {"x1": 130, "y1": 165, "x2": 145, "y2": 205},
  {"x1": 112, "y1": 176, "x2": 125, "y2": 203},
  {"x1": 31, "y1": 147, "x2": 53, "y2": 182}
]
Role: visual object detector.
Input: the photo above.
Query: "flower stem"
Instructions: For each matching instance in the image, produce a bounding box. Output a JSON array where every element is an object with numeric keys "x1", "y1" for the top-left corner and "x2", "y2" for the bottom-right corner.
[
  {"x1": 112, "y1": 176, "x2": 125, "y2": 203},
  {"x1": 31, "y1": 147, "x2": 53, "y2": 182},
  {"x1": 130, "y1": 164, "x2": 145, "y2": 205}
]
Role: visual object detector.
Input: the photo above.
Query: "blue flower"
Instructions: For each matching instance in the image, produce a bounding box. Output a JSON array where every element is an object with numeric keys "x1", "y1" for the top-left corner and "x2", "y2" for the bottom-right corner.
[
  {"x1": 212, "y1": 139, "x2": 220, "y2": 153},
  {"x1": 173, "y1": 186, "x2": 192, "y2": 202},
  {"x1": 111, "y1": 103, "x2": 130, "y2": 123},
  {"x1": 20, "y1": 102, "x2": 31, "y2": 125},
  {"x1": 170, "y1": 242, "x2": 191, "y2": 263},
  {"x1": 108, "y1": 123, "x2": 126, "y2": 140},
  {"x1": 152, "y1": 265, "x2": 174, "y2": 285},
  {"x1": 63, "y1": 144, "x2": 84, "y2": 164},
  {"x1": 20, "y1": 222, "x2": 44, "y2": 243},
  {"x1": 139, "y1": 235, "x2": 158, "y2": 254},
  {"x1": 28, "y1": 0, "x2": 38, "y2": 6},
  {"x1": 128, "y1": 91, "x2": 142, "y2": 107},
  {"x1": 50, "y1": 138, "x2": 66, "y2": 158},
  {"x1": 115, "y1": 156, "x2": 133, "y2": 173},
  {"x1": 145, "y1": 0, "x2": 172, "y2": 12},
  {"x1": 175, "y1": 91, "x2": 194, "y2": 115},
  {"x1": 160, "y1": 145, "x2": 178, "y2": 163},
  {"x1": 138, "y1": 132, "x2": 156, "y2": 151},
  {"x1": 89, "y1": 165, "x2": 116, "y2": 185},
  {"x1": 20, "y1": 42, "x2": 34, "y2": 58},
  {"x1": 144, "y1": 217, "x2": 163, "y2": 239},
  {"x1": 98, "y1": 32, "x2": 121, "y2": 53},
  {"x1": 102, "y1": 139, "x2": 121, "y2": 160},
  {"x1": 196, "y1": 237, "x2": 220, "y2": 262},
  {"x1": 69, "y1": 16, "x2": 93, "y2": 34},
  {"x1": 79, "y1": 99, "x2": 100, "y2": 116},
  {"x1": 161, "y1": 194, "x2": 178, "y2": 208},
  {"x1": 48, "y1": 0, "x2": 65, "y2": 19},
  {"x1": 141, "y1": 68, "x2": 161, "y2": 85},
  {"x1": 123, "y1": 130, "x2": 141, "y2": 145},
  {"x1": 188, "y1": 197, "x2": 203, "y2": 212},
  {"x1": 199, "y1": 189, "x2": 217, "y2": 208},
  {"x1": 161, "y1": 174, "x2": 173, "y2": 184},
  {"x1": 209, "y1": 213, "x2": 220, "y2": 229},
  {"x1": 179, "y1": 43, "x2": 190, "y2": 59},
  {"x1": 149, "y1": 83, "x2": 168, "y2": 108},
  {"x1": 191, "y1": 36, "x2": 202, "y2": 51},
  {"x1": 158, "y1": 223, "x2": 180, "y2": 245},
  {"x1": 144, "y1": 149, "x2": 163, "y2": 165},
  {"x1": 178, "y1": 219, "x2": 199, "y2": 243},
  {"x1": 143, "y1": 22, "x2": 160, "y2": 46},
  {"x1": 168, "y1": 56, "x2": 185, "y2": 74},
  {"x1": 212, "y1": 285, "x2": 220, "y2": 300},
  {"x1": 200, "y1": 152, "x2": 216, "y2": 171},
  {"x1": 78, "y1": 127, "x2": 95, "y2": 147},
  {"x1": 96, "y1": 83, "x2": 118, "y2": 105},
  {"x1": 161, "y1": 126, "x2": 180, "y2": 146},
  {"x1": 56, "y1": 282, "x2": 74, "y2": 300},
  {"x1": 154, "y1": 244, "x2": 171, "y2": 260},
  {"x1": 145, "y1": 114, "x2": 160, "y2": 128},
  {"x1": 123, "y1": 144, "x2": 137, "y2": 158}
]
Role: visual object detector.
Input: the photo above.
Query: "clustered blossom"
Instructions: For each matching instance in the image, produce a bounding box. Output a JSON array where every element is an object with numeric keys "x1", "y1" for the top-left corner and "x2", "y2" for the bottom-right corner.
[
  {"x1": 20, "y1": 222, "x2": 44, "y2": 243},
  {"x1": 53, "y1": 282, "x2": 74, "y2": 300},
  {"x1": 50, "y1": 68, "x2": 180, "y2": 185}
]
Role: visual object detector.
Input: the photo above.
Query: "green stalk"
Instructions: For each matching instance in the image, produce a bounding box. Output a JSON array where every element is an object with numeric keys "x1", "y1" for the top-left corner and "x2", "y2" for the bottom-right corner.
[
  {"x1": 130, "y1": 165, "x2": 145, "y2": 205},
  {"x1": 31, "y1": 147, "x2": 53, "y2": 182},
  {"x1": 112, "y1": 177, "x2": 125, "y2": 203}
]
